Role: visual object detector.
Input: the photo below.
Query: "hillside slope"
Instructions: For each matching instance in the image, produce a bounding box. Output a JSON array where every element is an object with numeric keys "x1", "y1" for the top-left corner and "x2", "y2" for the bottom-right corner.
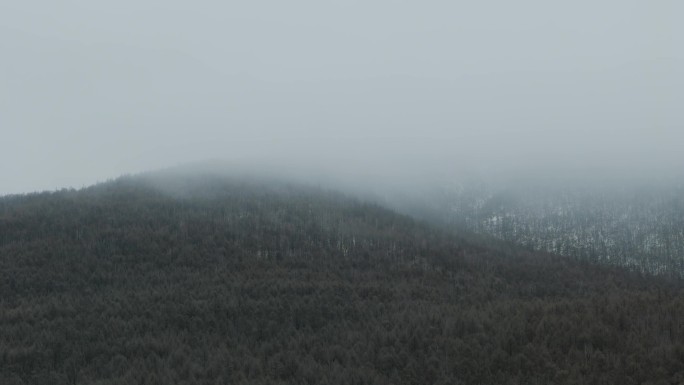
[
  {"x1": 390, "y1": 180, "x2": 684, "y2": 277},
  {"x1": 1, "y1": 172, "x2": 683, "y2": 385}
]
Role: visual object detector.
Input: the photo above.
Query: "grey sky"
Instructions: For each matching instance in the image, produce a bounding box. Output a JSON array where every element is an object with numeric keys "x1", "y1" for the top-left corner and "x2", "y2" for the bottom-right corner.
[{"x1": 1, "y1": 1, "x2": 682, "y2": 194}]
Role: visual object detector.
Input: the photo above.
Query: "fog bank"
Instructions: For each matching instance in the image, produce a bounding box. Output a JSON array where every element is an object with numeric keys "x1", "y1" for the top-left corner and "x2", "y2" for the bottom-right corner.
[{"x1": 2, "y1": 1, "x2": 682, "y2": 195}]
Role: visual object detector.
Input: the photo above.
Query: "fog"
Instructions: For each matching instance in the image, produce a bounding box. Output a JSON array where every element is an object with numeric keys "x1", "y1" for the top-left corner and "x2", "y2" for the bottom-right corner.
[{"x1": 2, "y1": 1, "x2": 682, "y2": 195}]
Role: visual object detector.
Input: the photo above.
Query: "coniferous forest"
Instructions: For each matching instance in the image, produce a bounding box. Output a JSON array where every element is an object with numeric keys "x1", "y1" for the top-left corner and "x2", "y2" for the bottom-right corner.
[{"x1": 2, "y1": 172, "x2": 684, "y2": 384}]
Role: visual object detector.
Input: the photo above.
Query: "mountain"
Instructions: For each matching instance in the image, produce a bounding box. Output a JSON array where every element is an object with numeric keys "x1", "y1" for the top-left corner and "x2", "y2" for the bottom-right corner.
[{"x1": 1, "y1": 171, "x2": 684, "y2": 384}]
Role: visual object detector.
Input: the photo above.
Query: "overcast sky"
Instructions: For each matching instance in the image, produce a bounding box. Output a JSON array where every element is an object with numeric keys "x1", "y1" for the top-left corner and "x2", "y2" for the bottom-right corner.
[{"x1": 1, "y1": 1, "x2": 682, "y2": 194}]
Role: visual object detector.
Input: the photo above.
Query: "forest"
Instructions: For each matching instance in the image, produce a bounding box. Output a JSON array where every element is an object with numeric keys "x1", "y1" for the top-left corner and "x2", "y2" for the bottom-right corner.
[
  {"x1": 392, "y1": 180, "x2": 684, "y2": 277},
  {"x1": 1, "y1": 172, "x2": 684, "y2": 384}
]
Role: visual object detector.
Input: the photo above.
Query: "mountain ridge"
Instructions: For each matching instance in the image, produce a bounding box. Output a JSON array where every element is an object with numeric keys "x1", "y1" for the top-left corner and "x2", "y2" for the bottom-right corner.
[{"x1": 1, "y1": 170, "x2": 683, "y2": 384}]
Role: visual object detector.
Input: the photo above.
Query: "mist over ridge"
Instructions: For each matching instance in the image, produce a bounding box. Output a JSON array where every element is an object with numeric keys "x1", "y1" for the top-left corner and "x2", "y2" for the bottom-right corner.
[
  {"x1": 5, "y1": 2, "x2": 684, "y2": 383},
  {"x1": 2, "y1": 0, "x2": 682, "y2": 195}
]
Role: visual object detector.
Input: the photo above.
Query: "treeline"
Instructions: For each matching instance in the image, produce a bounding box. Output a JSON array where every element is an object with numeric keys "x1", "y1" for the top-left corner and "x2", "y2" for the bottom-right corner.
[{"x1": 1, "y1": 174, "x2": 684, "y2": 384}]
